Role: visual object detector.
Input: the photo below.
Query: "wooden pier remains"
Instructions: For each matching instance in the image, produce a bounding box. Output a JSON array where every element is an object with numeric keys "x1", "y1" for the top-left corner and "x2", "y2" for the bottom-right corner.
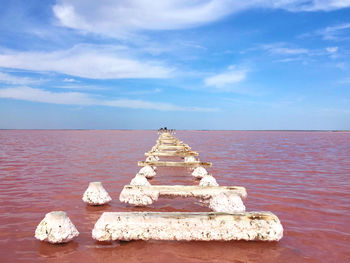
[{"x1": 92, "y1": 129, "x2": 284, "y2": 242}]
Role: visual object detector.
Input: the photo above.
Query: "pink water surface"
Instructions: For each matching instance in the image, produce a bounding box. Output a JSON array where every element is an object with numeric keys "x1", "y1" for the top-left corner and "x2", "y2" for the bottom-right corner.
[{"x1": 0, "y1": 130, "x2": 349, "y2": 263}]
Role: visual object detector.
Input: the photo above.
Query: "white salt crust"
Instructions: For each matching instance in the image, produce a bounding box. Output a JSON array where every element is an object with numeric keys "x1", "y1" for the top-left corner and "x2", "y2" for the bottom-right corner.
[
  {"x1": 92, "y1": 212, "x2": 283, "y2": 242},
  {"x1": 185, "y1": 156, "x2": 197, "y2": 162},
  {"x1": 199, "y1": 175, "x2": 219, "y2": 186},
  {"x1": 82, "y1": 182, "x2": 112, "y2": 205},
  {"x1": 130, "y1": 174, "x2": 151, "y2": 186},
  {"x1": 120, "y1": 186, "x2": 159, "y2": 206},
  {"x1": 209, "y1": 192, "x2": 246, "y2": 213},
  {"x1": 35, "y1": 211, "x2": 79, "y2": 244},
  {"x1": 192, "y1": 167, "x2": 209, "y2": 178},
  {"x1": 138, "y1": 165, "x2": 156, "y2": 178}
]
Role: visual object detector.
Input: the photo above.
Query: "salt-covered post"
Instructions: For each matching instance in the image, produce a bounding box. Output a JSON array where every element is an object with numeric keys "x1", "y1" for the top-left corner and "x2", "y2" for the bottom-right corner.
[
  {"x1": 199, "y1": 174, "x2": 219, "y2": 186},
  {"x1": 35, "y1": 211, "x2": 79, "y2": 244},
  {"x1": 192, "y1": 166, "x2": 209, "y2": 178},
  {"x1": 82, "y1": 182, "x2": 112, "y2": 205},
  {"x1": 130, "y1": 173, "x2": 151, "y2": 186},
  {"x1": 138, "y1": 165, "x2": 156, "y2": 178}
]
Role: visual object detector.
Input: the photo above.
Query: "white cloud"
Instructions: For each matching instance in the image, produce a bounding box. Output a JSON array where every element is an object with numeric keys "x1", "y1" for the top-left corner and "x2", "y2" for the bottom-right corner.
[
  {"x1": 326, "y1": 46, "x2": 338, "y2": 53},
  {"x1": 318, "y1": 23, "x2": 350, "y2": 40},
  {"x1": 283, "y1": 0, "x2": 350, "y2": 11},
  {"x1": 261, "y1": 43, "x2": 309, "y2": 55},
  {"x1": 0, "y1": 72, "x2": 44, "y2": 85},
  {"x1": 0, "y1": 86, "x2": 217, "y2": 112},
  {"x1": 63, "y1": 78, "x2": 77, "y2": 82},
  {"x1": 53, "y1": 1, "x2": 350, "y2": 37},
  {"x1": 0, "y1": 44, "x2": 174, "y2": 79},
  {"x1": 204, "y1": 66, "x2": 247, "y2": 89}
]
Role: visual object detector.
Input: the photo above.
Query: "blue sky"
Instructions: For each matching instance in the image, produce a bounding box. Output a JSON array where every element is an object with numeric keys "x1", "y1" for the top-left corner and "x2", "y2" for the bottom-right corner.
[{"x1": 0, "y1": 0, "x2": 350, "y2": 129}]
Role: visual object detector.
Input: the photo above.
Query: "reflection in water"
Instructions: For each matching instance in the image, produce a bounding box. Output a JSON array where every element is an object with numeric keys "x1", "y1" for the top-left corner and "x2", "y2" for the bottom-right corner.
[
  {"x1": 0, "y1": 130, "x2": 349, "y2": 263},
  {"x1": 37, "y1": 241, "x2": 79, "y2": 259}
]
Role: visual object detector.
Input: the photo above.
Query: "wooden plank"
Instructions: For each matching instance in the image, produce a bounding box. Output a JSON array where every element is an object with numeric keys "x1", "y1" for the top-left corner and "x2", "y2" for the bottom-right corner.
[
  {"x1": 156, "y1": 141, "x2": 183, "y2": 145},
  {"x1": 92, "y1": 211, "x2": 283, "y2": 242},
  {"x1": 119, "y1": 185, "x2": 246, "y2": 208},
  {"x1": 138, "y1": 161, "x2": 211, "y2": 167},
  {"x1": 121, "y1": 185, "x2": 246, "y2": 198},
  {"x1": 145, "y1": 151, "x2": 199, "y2": 157},
  {"x1": 155, "y1": 145, "x2": 191, "y2": 150}
]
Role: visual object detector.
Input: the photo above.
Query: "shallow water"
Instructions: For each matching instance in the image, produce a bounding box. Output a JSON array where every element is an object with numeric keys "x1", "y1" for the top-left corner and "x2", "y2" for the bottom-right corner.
[{"x1": 0, "y1": 130, "x2": 349, "y2": 263}]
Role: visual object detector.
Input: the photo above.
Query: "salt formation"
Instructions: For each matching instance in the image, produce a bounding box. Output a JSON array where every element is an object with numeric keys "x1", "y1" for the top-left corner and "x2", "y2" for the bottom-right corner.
[
  {"x1": 209, "y1": 192, "x2": 245, "y2": 213},
  {"x1": 82, "y1": 182, "x2": 112, "y2": 205},
  {"x1": 92, "y1": 211, "x2": 283, "y2": 242},
  {"x1": 199, "y1": 174, "x2": 219, "y2": 186},
  {"x1": 192, "y1": 166, "x2": 208, "y2": 178},
  {"x1": 35, "y1": 211, "x2": 79, "y2": 244},
  {"x1": 138, "y1": 165, "x2": 156, "y2": 178},
  {"x1": 119, "y1": 186, "x2": 159, "y2": 206},
  {"x1": 185, "y1": 156, "x2": 197, "y2": 162},
  {"x1": 130, "y1": 173, "x2": 151, "y2": 186}
]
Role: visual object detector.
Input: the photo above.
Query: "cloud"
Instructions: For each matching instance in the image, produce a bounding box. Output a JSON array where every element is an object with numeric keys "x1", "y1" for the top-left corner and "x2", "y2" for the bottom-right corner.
[
  {"x1": 282, "y1": 0, "x2": 350, "y2": 12},
  {"x1": 0, "y1": 72, "x2": 44, "y2": 85},
  {"x1": 0, "y1": 86, "x2": 217, "y2": 112},
  {"x1": 53, "y1": 1, "x2": 350, "y2": 38},
  {"x1": 204, "y1": 66, "x2": 247, "y2": 89},
  {"x1": 124, "y1": 88, "x2": 162, "y2": 95},
  {"x1": 63, "y1": 78, "x2": 78, "y2": 82},
  {"x1": 326, "y1": 46, "x2": 339, "y2": 53},
  {"x1": 0, "y1": 44, "x2": 174, "y2": 79},
  {"x1": 317, "y1": 23, "x2": 350, "y2": 40},
  {"x1": 261, "y1": 43, "x2": 309, "y2": 55}
]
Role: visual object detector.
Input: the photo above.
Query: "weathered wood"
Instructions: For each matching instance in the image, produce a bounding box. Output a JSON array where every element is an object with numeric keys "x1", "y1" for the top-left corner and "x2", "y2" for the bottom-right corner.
[
  {"x1": 155, "y1": 145, "x2": 191, "y2": 150},
  {"x1": 145, "y1": 151, "x2": 199, "y2": 157},
  {"x1": 138, "y1": 161, "x2": 211, "y2": 167},
  {"x1": 157, "y1": 139, "x2": 181, "y2": 143},
  {"x1": 92, "y1": 211, "x2": 283, "y2": 242},
  {"x1": 121, "y1": 185, "x2": 246, "y2": 198},
  {"x1": 156, "y1": 142, "x2": 187, "y2": 147}
]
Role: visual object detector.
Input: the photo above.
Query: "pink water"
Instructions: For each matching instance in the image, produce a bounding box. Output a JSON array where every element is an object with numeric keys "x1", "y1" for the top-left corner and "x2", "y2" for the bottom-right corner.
[{"x1": 0, "y1": 130, "x2": 349, "y2": 263}]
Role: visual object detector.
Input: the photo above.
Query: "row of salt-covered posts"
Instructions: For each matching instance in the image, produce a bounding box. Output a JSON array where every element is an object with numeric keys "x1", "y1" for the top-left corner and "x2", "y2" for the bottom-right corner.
[{"x1": 34, "y1": 130, "x2": 283, "y2": 244}]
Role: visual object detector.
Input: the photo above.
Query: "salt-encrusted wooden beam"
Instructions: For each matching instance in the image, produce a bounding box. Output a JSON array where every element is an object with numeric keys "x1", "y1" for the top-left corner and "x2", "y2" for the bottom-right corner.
[
  {"x1": 92, "y1": 211, "x2": 283, "y2": 242},
  {"x1": 154, "y1": 144, "x2": 190, "y2": 150},
  {"x1": 119, "y1": 185, "x2": 246, "y2": 206},
  {"x1": 138, "y1": 161, "x2": 211, "y2": 167},
  {"x1": 145, "y1": 151, "x2": 199, "y2": 157},
  {"x1": 157, "y1": 139, "x2": 181, "y2": 144}
]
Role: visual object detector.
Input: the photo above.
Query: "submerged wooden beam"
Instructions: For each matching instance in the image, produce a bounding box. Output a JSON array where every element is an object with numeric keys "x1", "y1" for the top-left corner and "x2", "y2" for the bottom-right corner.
[
  {"x1": 145, "y1": 150, "x2": 199, "y2": 157},
  {"x1": 92, "y1": 211, "x2": 283, "y2": 242},
  {"x1": 138, "y1": 161, "x2": 211, "y2": 167}
]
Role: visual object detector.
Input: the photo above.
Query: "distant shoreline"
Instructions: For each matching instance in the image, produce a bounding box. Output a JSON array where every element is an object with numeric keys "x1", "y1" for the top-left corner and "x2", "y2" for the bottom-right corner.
[{"x1": 0, "y1": 129, "x2": 349, "y2": 132}]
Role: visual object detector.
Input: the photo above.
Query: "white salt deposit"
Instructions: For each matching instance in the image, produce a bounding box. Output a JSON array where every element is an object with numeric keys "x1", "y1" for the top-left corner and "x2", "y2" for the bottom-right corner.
[
  {"x1": 130, "y1": 173, "x2": 151, "y2": 186},
  {"x1": 138, "y1": 165, "x2": 156, "y2": 178},
  {"x1": 209, "y1": 192, "x2": 246, "y2": 213},
  {"x1": 192, "y1": 166, "x2": 209, "y2": 178},
  {"x1": 92, "y1": 212, "x2": 283, "y2": 242},
  {"x1": 35, "y1": 211, "x2": 79, "y2": 244},
  {"x1": 119, "y1": 186, "x2": 159, "y2": 206},
  {"x1": 82, "y1": 182, "x2": 112, "y2": 205},
  {"x1": 199, "y1": 174, "x2": 219, "y2": 186},
  {"x1": 185, "y1": 156, "x2": 197, "y2": 162}
]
